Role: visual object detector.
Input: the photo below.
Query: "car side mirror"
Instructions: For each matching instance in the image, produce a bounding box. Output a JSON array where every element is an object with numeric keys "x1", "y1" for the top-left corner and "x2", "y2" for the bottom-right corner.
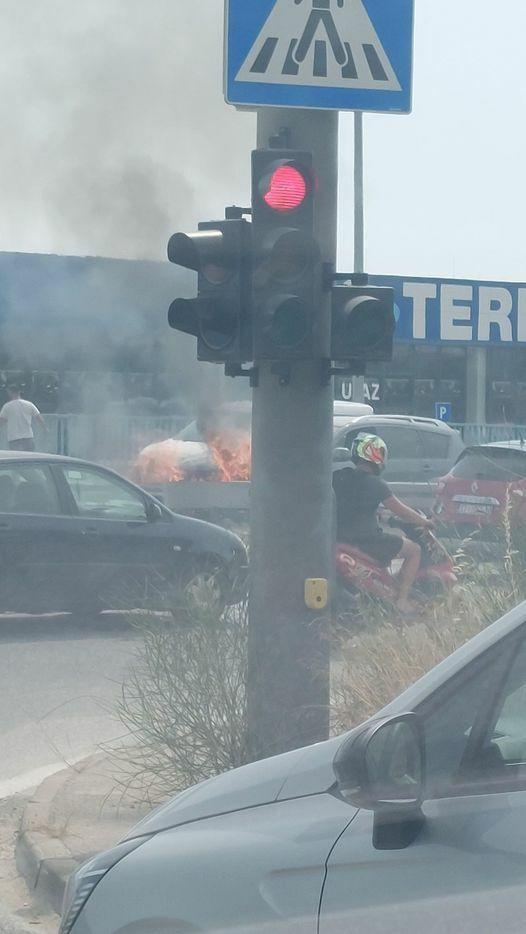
[
  {"x1": 147, "y1": 501, "x2": 164, "y2": 522},
  {"x1": 333, "y1": 712, "x2": 425, "y2": 850},
  {"x1": 333, "y1": 447, "x2": 352, "y2": 463}
]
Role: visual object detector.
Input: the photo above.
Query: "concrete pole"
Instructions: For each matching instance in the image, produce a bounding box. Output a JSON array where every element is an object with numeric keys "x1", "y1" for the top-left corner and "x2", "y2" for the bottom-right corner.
[
  {"x1": 466, "y1": 347, "x2": 487, "y2": 424},
  {"x1": 352, "y1": 111, "x2": 365, "y2": 403},
  {"x1": 247, "y1": 108, "x2": 337, "y2": 761}
]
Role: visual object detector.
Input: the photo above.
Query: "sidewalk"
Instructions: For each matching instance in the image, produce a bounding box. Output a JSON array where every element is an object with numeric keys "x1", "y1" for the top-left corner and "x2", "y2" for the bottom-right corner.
[{"x1": 16, "y1": 755, "x2": 152, "y2": 915}]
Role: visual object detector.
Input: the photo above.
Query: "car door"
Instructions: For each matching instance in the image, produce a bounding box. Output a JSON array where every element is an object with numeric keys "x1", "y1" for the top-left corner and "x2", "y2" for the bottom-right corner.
[
  {"x1": 320, "y1": 625, "x2": 526, "y2": 933},
  {"x1": 419, "y1": 426, "x2": 455, "y2": 480},
  {"x1": 0, "y1": 460, "x2": 75, "y2": 613},
  {"x1": 343, "y1": 424, "x2": 424, "y2": 481},
  {"x1": 55, "y1": 464, "x2": 182, "y2": 610}
]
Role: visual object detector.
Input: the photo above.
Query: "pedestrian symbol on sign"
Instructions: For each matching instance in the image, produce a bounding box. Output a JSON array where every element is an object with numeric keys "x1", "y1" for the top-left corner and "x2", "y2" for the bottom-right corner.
[
  {"x1": 236, "y1": 0, "x2": 402, "y2": 91},
  {"x1": 294, "y1": 0, "x2": 347, "y2": 70}
]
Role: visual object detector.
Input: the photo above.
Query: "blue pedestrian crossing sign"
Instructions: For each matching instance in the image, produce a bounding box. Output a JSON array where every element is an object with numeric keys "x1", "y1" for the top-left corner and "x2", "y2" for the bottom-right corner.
[{"x1": 224, "y1": 0, "x2": 414, "y2": 113}]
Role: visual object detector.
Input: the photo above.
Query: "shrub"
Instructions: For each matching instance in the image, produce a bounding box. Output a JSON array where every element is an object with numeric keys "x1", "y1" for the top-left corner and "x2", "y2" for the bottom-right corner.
[{"x1": 111, "y1": 598, "x2": 249, "y2": 804}]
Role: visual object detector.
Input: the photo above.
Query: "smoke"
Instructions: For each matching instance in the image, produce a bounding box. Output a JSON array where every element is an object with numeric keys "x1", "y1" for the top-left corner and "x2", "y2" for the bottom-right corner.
[
  {"x1": 0, "y1": 0, "x2": 255, "y2": 260},
  {"x1": 0, "y1": 251, "x2": 204, "y2": 411}
]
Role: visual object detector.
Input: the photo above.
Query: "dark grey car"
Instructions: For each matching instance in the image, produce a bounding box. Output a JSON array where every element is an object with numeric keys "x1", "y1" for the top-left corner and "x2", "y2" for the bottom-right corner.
[
  {"x1": 0, "y1": 452, "x2": 247, "y2": 615},
  {"x1": 333, "y1": 415, "x2": 464, "y2": 482}
]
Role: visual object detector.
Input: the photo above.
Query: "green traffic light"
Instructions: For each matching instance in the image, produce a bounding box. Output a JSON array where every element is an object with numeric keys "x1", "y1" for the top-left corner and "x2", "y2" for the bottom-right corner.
[{"x1": 270, "y1": 297, "x2": 309, "y2": 349}]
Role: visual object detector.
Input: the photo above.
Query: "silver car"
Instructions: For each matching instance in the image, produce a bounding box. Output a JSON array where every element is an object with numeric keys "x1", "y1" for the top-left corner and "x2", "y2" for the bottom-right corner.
[
  {"x1": 334, "y1": 414, "x2": 464, "y2": 482},
  {"x1": 63, "y1": 598, "x2": 526, "y2": 933}
]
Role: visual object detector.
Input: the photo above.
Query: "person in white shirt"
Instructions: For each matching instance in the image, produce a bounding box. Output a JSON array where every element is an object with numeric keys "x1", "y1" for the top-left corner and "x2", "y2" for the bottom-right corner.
[{"x1": 0, "y1": 385, "x2": 47, "y2": 451}]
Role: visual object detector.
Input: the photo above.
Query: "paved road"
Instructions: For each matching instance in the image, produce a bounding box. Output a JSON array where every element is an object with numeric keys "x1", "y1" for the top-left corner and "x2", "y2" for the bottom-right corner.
[{"x1": 0, "y1": 614, "x2": 136, "y2": 799}]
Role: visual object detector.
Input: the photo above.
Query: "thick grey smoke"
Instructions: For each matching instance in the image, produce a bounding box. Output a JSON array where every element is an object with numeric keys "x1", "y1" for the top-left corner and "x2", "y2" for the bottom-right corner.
[{"x1": 0, "y1": 0, "x2": 255, "y2": 260}]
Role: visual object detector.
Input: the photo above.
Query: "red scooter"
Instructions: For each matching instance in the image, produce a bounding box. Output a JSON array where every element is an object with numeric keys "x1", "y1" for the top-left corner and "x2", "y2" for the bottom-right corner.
[{"x1": 334, "y1": 517, "x2": 457, "y2": 609}]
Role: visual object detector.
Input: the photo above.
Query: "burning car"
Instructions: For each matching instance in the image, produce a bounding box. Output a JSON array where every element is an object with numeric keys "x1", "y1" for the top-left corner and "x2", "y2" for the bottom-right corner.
[{"x1": 134, "y1": 400, "x2": 373, "y2": 486}]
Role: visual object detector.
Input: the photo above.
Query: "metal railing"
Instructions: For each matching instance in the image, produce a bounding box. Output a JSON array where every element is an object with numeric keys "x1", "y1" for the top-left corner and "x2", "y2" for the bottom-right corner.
[
  {"x1": 452, "y1": 424, "x2": 526, "y2": 445},
  {"x1": 0, "y1": 414, "x2": 189, "y2": 467},
  {"x1": 1, "y1": 416, "x2": 525, "y2": 468}
]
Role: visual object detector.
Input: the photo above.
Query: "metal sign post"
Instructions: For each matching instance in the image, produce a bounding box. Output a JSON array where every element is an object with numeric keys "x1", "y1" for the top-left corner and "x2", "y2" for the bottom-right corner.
[{"x1": 352, "y1": 110, "x2": 366, "y2": 403}]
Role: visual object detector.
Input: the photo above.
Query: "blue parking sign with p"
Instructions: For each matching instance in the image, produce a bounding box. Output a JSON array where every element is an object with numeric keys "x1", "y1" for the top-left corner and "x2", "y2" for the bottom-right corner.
[
  {"x1": 435, "y1": 403, "x2": 452, "y2": 423},
  {"x1": 224, "y1": 0, "x2": 414, "y2": 113}
]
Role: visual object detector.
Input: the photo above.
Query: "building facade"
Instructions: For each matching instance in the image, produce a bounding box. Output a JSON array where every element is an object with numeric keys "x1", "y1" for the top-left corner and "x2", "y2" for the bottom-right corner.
[
  {"x1": 335, "y1": 275, "x2": 526, "y2": 425},
  {"x1": 1, "y1": 255, "x2": 524, "y2": 425}
]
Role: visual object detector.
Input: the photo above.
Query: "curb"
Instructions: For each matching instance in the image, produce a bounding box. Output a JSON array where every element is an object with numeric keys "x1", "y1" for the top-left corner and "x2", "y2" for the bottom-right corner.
[
  {"x1": 0, "y1": 902, "x2": 43, "y2": 934},
  {"x1": 0, "y1": 904, "x2": 40, "y2": 934},
  {"x1": 16, "y1": 757, "x2": 100, "y2": 916}
]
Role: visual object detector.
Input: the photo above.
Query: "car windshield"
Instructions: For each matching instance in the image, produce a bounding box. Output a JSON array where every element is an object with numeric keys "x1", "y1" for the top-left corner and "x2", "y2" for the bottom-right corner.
[
  {"x1": 451, "y1": 448, "x2": 526, "y2": 481},
  {"x1": 177, "y1": 420, "x2": 204, "y2": 442}
]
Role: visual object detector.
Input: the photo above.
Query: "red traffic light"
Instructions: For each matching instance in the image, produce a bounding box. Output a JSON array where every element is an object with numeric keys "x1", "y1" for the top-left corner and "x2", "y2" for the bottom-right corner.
[{"x1": 261, "y1": 165, "x2": 308, "y2": 212}]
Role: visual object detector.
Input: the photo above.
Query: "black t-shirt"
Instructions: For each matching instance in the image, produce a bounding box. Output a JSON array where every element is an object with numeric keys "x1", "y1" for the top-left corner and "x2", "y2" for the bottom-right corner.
[{"x1": 333, "y1": 466, "x2": 392, "y2": 541}]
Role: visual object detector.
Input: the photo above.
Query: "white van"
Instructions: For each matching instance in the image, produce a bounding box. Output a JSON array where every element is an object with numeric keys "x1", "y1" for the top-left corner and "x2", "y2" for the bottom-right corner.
[{"x1": 332, "y1": 400, "x2": 374, "y2": 429}]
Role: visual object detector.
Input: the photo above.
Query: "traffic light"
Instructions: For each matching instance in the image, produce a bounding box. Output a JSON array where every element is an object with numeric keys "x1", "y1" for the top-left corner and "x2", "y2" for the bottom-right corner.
[
  {"x1": 167, "y1": 218, "x2": 251, "y2": 363},
  {"x1": 331, "y1": 285, "x2": 395, "y2": 370},
  {"x1": 251, "y1": 149, "x2": 324, "y2": 360}
]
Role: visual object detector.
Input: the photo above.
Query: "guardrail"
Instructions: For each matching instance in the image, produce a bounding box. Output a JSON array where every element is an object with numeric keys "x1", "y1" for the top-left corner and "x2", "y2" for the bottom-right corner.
[{"x1": 151, "y1": 479, "x2": 437, "y2": 515}]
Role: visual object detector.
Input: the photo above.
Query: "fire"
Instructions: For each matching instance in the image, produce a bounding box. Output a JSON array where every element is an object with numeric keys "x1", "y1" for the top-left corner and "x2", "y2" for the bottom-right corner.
[
  {"x1": 134, "y1": 433, "x2": 251, "y2": 484},
  {"x1": 135, "y1": 440, "x2": 186, "y2": 484},
  {"x1": 209, "y1": 433, "x2": 251, "y2": 482}
]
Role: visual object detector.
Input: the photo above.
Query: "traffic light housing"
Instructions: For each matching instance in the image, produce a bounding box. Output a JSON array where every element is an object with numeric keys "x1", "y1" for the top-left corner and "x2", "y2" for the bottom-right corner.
[
  {"x1": 167, "y1": 218, "x2": 251, "y2": 363},
  {"x1": 331, "y1": 285, "x2": 395, "y2": 371},
  {"x1": 251, "y1": 149, "x2": 324, "y2": 361}
]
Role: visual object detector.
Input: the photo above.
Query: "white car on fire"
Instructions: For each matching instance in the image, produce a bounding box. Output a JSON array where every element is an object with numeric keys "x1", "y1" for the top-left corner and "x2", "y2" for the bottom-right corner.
[{"x1": 135, "y1": 400, "x2": 373, "y2": 484}]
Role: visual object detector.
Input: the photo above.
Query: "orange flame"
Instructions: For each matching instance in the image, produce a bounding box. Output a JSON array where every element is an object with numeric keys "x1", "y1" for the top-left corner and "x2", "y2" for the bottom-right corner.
[
  {"x1": 209, "y1": 433, "x2": 251, "y2": 481},
  {"x1": 134, "y1": 440, "x2": 186, "y2": 484},
  {"x1": 134, "y1": 433, "x2": 251, "y2": 484}
]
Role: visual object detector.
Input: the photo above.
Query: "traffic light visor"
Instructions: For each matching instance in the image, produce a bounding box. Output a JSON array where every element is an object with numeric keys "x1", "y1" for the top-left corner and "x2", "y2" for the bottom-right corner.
[
  {"x1": 259, "y1": 163, "x2": 309, "y2": 212},
  {"x1": 167, "y1": 230, "x2": 229, "y2": 283}
]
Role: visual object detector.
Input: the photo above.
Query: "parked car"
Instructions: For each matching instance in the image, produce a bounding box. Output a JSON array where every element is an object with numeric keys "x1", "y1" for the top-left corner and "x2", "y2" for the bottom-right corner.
[
  {"x1": 433, "y1": 440, "x2": 526, "y2": 534},
  {"x1": 333, "y1": 414, "x2": 464, "y2": 482},
  {"x1": 62, "y1": 598, "x2": 526, "y2": 933},
  {"x1": 0, "y1": 452, "x2": 247, "y2": 615}
]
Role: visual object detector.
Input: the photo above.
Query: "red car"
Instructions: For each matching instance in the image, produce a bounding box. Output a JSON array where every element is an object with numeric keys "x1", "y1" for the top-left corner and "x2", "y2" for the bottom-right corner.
[{"x1": 433, "y1": 441, "x2": 526, "y2": 534}]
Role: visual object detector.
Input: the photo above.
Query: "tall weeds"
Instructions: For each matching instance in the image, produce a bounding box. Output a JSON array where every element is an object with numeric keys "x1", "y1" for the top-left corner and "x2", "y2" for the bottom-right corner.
[{"x1": 332, "y1": 501, "x2": 526, "y2": 732}]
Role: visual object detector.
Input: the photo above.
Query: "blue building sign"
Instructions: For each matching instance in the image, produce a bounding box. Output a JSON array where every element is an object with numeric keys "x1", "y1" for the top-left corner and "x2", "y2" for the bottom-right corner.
[{"x1": 369, "y1": 275, "x2": 526, "y2": 346}]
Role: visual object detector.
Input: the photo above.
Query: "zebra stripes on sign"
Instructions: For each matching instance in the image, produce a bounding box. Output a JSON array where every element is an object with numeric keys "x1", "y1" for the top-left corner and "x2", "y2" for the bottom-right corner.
[{"x1": 236, "y1": 0, "x2": 401, "y2": 92}]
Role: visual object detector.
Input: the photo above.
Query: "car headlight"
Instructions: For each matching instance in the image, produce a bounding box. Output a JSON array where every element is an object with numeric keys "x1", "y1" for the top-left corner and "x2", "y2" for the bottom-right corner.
[{"x1": 59, "y1": 834, "x2": 153, "y2": 934}]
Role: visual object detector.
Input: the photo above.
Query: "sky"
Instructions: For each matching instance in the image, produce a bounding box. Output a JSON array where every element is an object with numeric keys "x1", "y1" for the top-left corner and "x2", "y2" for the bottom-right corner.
[{"x1": 0, "y1": 0, "x2": 524, "y2": 284}]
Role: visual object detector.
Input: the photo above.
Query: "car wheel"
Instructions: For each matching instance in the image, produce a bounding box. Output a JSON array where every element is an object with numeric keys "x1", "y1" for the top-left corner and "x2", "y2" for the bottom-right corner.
[
  {"x1": 180, "y1": 560, "x2": 228, "y2": 614},
  {"x1": 173, "y1": 560, "x2": 229, "y2": 621}
]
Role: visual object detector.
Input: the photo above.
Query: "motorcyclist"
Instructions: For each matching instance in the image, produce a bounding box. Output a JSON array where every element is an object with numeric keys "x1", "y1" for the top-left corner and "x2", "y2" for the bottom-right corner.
[{"x1": 332, "y1": 433, "x2": 434, "y2": 612}]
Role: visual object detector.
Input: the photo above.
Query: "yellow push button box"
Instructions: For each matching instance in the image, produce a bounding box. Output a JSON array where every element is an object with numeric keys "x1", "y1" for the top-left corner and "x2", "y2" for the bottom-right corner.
[{"x1": 304, "y1": 578, "x2": 328, "y2": 610}]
